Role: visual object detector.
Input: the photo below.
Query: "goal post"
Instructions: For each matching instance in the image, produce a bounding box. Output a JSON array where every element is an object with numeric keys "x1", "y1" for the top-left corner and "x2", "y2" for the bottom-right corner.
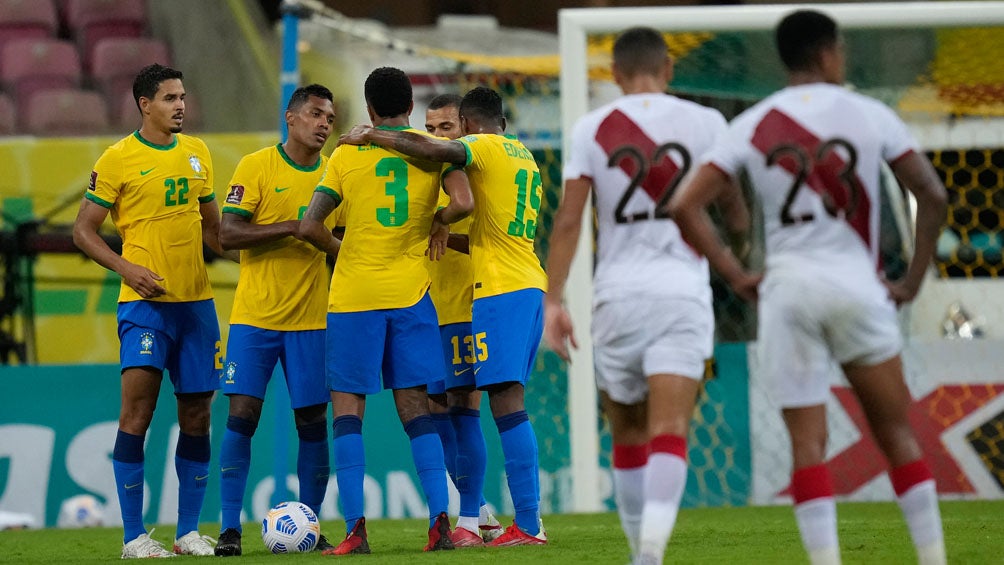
[{"x1": 559, "y1": 2, "x2": 1004, "y2": 513}]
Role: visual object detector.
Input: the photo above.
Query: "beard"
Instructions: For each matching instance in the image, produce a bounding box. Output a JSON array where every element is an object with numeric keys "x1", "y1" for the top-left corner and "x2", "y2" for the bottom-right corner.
[{"x1": 170, "y1": 125, "x2": 183, "y2": 133}]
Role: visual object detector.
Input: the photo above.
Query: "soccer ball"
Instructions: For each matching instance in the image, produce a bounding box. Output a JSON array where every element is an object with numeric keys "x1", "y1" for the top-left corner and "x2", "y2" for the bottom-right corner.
[
  {"x1": 261, "y1": 501, "x2": 320, "y2": 553},
  {"x1": 57, "y1": 494, "x2": 104, "y2": 528}
]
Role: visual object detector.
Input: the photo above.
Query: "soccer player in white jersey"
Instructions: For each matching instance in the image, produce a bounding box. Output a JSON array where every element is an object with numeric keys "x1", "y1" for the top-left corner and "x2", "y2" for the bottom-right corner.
[
  {"x1": 669, "y1": 10, "x2": 948, "y2": 565},
  {"x1": 543, "y1": 27, "x2": 747, "y2": 565}
]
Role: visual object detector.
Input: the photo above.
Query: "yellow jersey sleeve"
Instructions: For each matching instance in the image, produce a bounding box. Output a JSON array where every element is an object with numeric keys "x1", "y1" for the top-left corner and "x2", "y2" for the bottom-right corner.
[{"x1": 221, "y1": 153, "x2": 264, "y2": 219}]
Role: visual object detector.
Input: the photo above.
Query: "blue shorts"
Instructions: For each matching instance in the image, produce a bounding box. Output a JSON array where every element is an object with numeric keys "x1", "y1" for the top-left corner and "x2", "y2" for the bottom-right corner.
[
  {"x1": 472, "y1": 288, "x2": 543, "y2": 389},
  {"x1": 326, "y1": 292, "x2": 444, "y2": 395},
  {"x1": 223, "y1": 325, "x2": 328, "y2": 409},
  {"x1": 117, "y1": 299, "x2": 221, "y2": 394},
  {"x1": 437, "y1": 321, "x2": 475, "y2": 391}
]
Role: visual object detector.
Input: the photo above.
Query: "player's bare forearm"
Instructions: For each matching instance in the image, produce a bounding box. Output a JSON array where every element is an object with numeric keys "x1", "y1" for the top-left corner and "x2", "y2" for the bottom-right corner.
[
  {"x1": 368, "y1": 128, "x2": 467, "y2": 166},
  {"x1": 545, "y1": 178, "x2": 591, "y2": 305},
  {"x1": 299, "y1": 191, "x2": 341, "y2": 257},
  {"x1": 220, "y1": 213, "x2": 298, "y2": 250},
  {"x1": 439, "y1": 169, "x2": 474, "y2": 224},
  {"x1": 72, "y1": 199, "x2": 129, "y2": 274},
  {"x1": 713, "y1": 177, "x2": 752, "y2": 259},
  {"x1": 891, "y1": 151, "x2": 949, "y2": 300},
  {"x1": 447, "y1": 233, "x2": 469, "y2": 254},
  {"x1": 199, "y1": 200, "x2": 228, "y2": 259}
]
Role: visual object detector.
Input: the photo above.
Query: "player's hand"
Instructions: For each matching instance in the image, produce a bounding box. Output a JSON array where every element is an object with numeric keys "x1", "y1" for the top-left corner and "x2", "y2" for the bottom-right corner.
[
  {"x1": 427, "y1": 219, "x2": 449, "y2": 261},
  {"x1": 543, "y1": 300, "x2": 578, "y2": 362},
  {"x1": 337, "y1": 124, "x2": 372, "y2": 147},
  {"x1": 882, "y1": 277, "x2": 919, "y2": 306},
  {"x1": 121, "y1": 263, "x2": 166, "y2": 299},
  {"x1": 726, "y1": 270, "x2": 763, "y2": 303}
]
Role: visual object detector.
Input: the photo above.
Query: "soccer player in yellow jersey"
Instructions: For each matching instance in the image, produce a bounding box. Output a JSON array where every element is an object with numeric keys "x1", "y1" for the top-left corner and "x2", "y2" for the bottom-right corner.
[
  {"x1": 72, "y1": 64, "x2": 223, "y2": 559},
  {"x1": 298, "y1": 67, "x2": 474, "y2": 555},
  {"x1": 212, "y1": 84, "x2": 338, "y2": 557},
  {"x1": 423, "y1": 93, "x2": 503, "y2": 546},
  {"x1": 339, "y1": 86, "x2": 548, "y2": 546}
]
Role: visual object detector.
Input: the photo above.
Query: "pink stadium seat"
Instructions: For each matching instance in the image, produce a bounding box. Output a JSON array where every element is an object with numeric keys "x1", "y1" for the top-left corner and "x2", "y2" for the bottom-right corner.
[
  {"x1": 0, "y1": 92, "x2": 14, "y2": 134},
  {"x1": 0, "y1": 38, "x2": 81, "y2": 117},
  {"x1": 23, "y1": 87, "x2": 108, "y2": 135},
  {"x1": 64, "y1": 0, "x2": 145, "y2": 70},
  {"x1": 0, "y1": 0, "x2": 58, "y2": 54},
  {"x1": 117, "y1": 89, "x2": 201, "y2": 132},
  {"x1": 92, "y1": 37, "x2": 170, "y2": 121}
]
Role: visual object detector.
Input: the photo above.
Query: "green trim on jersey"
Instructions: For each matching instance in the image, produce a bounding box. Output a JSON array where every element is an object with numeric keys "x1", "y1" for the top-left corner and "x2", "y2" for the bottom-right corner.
[
  {"x1": 458, "y1": 138, "x2": 473, "y2": 167},
  {"x1": 198, "y1": 193, "x2": 216, "y2": 203},
  {"x1": 375, "y1": 125, "x2": 412, "y2": 131},
  {"x1": 504, "y1": 134, "x2": 518, "y2": 140},
  {"x1": 314, "y1": 186, "x2": 343, "y2": 206},
  {"x1": 276, "y1": 143, "x2": 321, "y2": 172},
  {"x1": 132, "y1": 131, "x2": 178, "y2": 151},
  {"x1": 221, "y1": 206, "x2": 252, "y2": 218},
  {"x1": 84, "y1": 191, "x2": 113, "y2": 208}
]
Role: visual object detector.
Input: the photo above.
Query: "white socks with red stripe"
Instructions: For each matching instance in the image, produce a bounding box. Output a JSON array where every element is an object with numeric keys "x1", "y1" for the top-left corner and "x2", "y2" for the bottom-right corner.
[
  {"x1": 792, "y1": 464, "x2": 840, "y2": 565},
  {"x1": 612, "y1": 443, "x2": 648, "y2": 557},
  {"x1": 637, "y1": 435, "x2": 688, "y2": 565},
  {"x1": 890, "y1": 460, "x2": 945, "y2": 565}
]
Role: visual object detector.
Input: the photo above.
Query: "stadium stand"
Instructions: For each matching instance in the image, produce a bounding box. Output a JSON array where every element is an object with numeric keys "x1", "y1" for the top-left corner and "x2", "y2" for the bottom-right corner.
[
  {"x1": 63, "y1": 0, "x2": 146, "y2": 71},
  {"x1": 23, "y1": 86, "x2": 107, "y2": 135},
  {"x1": 0, "y1": 91, "x2": 14, "y2": 134},
  {"x1": 0, "y1": 0, "x2": 58, "y2": 53},
  {"x1": 0, "y1": 38, "x2": 81, "y2": 125},
  {"x1": 92, "y1": 36, "x2": 170, "y2": 121}
]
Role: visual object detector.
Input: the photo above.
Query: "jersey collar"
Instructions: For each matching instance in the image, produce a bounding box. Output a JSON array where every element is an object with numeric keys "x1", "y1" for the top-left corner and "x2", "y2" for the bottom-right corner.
[
  {"x1": 276, "y1": 143, "x2": 321, "y2": 172},
  {"x1": 133, "y1": 130, "x2": 177, "y2": 150}
]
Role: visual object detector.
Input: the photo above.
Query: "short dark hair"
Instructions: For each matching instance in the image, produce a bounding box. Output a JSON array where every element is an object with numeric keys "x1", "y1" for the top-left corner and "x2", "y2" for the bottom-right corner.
[
  {"x1": 776, "y1": 10, "x2": 839, "y2": 72},
  {"x1": 460, "y1": 87, "x2": 503, "y2": 126},
  {"x1": 612, "y1": 27, "x2": 668, "y2": 77},
  {"x1": 428, "y1": 93, "x2": 462, "y2": 111},
  {"x1": 287, "y1": 83, "x2": 333, "y2": 111},
  {"x1": 133, "y1": 63, "x2": 183, "y2": 107},
  {"x1": 364, "y1": 67, "x2": 412, "y2": 118}
]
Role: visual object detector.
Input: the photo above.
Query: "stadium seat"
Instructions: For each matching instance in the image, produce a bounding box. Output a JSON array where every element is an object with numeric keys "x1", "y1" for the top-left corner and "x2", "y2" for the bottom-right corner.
[
  {"x1": 64, "y1": 0, "x2": 145, "y2": 70},
  {"x1": 92, "y1": 37, "x2": 170, "y2": 121},
  {"x1": 0, "y1": 91, "x2": 14, "y2": 134},
  {"x1": 0, "y1": 38, "x2": 81, "y2": 118},
  {"x1": 23, "y1": 87, "x2": 108, "y2": 135},
  {"x1": 0, "y1": 0, "x2": 58, "y2": 54},
  {"x1": 116, "y1": 89, "x2": 201, "y2": 133}
]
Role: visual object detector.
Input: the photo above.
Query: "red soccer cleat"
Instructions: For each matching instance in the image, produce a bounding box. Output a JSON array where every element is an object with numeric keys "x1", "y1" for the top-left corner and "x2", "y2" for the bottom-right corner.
[
  {"x1": 323, "y1": 517, "x2": 370, "y2": 555},
  {"x1": 424, "y1": 511, "x2": 456, "y2": 552},
  {"x1": 450, "y1": 526, "x2": 486, "y2": 548},
  {"x1": 487, "y1": 523, "x2": 548, "y2": 547}
]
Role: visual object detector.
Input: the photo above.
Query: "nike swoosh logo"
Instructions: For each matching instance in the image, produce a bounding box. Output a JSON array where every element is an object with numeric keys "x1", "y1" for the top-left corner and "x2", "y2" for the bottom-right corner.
[
  {"x1": 194, "y1": 474, "x2": 209, "y2": 481},
  {"x1": 221, "y1": 467, "x2": 239, "y2": 473},
  {"x1": 124, "y1": 482, "x2": 143, "y2": 490},
  {"x1": 473, "y1": 367, "x2": 482, "y2": 375},
  {"x1": 454, "y1": 367, "x2": 471, "y2": 376},
  {"x1": 274, "y1": 186, "x2": 291, "y2": 193},
  {"x1": 140, "y1": 168, "x2": 155, "y2": 176}
]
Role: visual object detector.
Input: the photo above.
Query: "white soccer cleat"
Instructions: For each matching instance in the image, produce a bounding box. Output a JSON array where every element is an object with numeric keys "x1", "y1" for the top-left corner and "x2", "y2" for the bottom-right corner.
[
  {"x1": 173, "y1": 531, "x2": 216, "y2": 556},
  {"x1": 121, "y1": 529, "x2": 175, "y2": 559},
  {"x1": 479, "y1": 511, "x2": 504, "y2": 542}
]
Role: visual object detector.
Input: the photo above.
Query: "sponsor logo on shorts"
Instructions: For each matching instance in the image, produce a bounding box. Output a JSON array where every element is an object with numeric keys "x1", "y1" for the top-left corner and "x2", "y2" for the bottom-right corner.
[
  {"x1": 225, "y1": 184, "x2": 245, "y2": 205},
  {"x1": 224, "y1": 361, "x2": 237, "y2": 384},
  {"x1": 453, "y1": 367, "x2": 471, "y2": 376},
  {"x1": 139, "y1": 332, "x2": 154, "y2": 355}
]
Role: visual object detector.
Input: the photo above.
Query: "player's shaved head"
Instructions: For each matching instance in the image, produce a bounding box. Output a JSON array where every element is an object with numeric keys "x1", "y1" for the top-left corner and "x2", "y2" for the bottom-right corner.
[
  {"x1": 460, "y1": 87, "x2": 504, "y2": 128},
  {"x1": 365, "y1": 67, "x2": 413, "y2": 118},
  {"x1": 612, "y1": 27, "x2": 669, "y2": 78},
  {"x1": 287, "y1": 83, "x2": 333, "y2": 111},
  {"x1": 133, "y1": 63, "x2": 183, "y2": 108},
  {"x1": 776, "y1": 10, "x2": 839, "y2": 72}
]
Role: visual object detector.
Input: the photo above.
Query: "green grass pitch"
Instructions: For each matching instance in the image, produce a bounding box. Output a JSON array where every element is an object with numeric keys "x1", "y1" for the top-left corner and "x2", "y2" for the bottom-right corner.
[{"x1": 3, "y1": 500, "x2": 1002, "y2": 563}]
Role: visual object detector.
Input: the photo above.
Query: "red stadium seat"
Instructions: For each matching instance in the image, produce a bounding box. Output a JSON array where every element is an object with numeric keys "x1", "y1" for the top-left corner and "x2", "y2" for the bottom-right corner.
[
  {"x1": 0, "y1": 91, "x2": 15, "y2": 134},
  {"x1": 0, "y1": 0, "x2": 58, "y2": 54},
  {"x1": 0, "y1": 38, "x2": 81, "y2": 117},
  {"x1": 64, "y1": 0, "x2": 145, "y2": 70},
  {"x1": 23, "y1": 87, "x2": 108, "y2": 135},
  {"x1": 92, "y1": 37, "x2": 169, "y2": 121}
]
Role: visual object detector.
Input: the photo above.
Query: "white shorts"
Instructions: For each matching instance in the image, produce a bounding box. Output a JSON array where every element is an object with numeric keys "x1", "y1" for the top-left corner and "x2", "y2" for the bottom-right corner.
[
  {"x1": 592, "y1": 297, "x2": 713, "y2": 405},
  {"x1": 757, "y1": 273, "x2": 902, "y2": 408}
]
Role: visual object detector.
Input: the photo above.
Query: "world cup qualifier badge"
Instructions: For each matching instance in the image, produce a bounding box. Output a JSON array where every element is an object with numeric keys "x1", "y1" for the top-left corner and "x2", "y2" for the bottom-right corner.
[
  {"x1": 139, "y1": 332, "x2": 154, "y2": 355},
  {"x1": 226, "y1": 184, "x2": 244, "y2": 205}
]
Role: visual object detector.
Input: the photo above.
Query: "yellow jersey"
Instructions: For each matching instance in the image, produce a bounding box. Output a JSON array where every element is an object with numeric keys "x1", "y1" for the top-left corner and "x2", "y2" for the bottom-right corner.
[
  {"x1": 316, "y1": 125, "x2": 444, "y2": 313},
  {"x1": 426, "y1": 190, "x2": 474, "y2": 325},
  {"x1": 456, "y1": 133, "x2": 547, "y2": 299},
  {"x1": 222, "y1": 144, "x2": 331, "y2": 330},
  {"x1": 86, "y1": 131, "x2": 215, "y2": 303}
]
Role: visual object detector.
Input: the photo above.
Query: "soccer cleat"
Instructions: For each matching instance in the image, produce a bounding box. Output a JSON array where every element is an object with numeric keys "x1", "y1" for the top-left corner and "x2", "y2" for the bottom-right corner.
[
  {"x1": 487, "y1": 523, "x2": 548, "y2": 547},
  {"x1": 213, "y1": 528, "x2": 241, "y2": 557},
  {"x1": 314, "y1": 533, "x2": 335, "y2": 553},
  {"x1": 423, "y1": 511, "x2": 455, "y2": 552},
  {"x1": 323, "y1": 517, "x2": 371, "y2": 555},
  {"x1": 121, "y1": 529, "x2": 175, "y2": 559},
  {"x1": 450, "y1": 526, "x2": 486, "y2": 548},
  {"x1": 479, "y1": 512, "x2": 504, "y2": 542},
  {"x1": 173, "y1": 531, "x2": 216, "y2": 556}
]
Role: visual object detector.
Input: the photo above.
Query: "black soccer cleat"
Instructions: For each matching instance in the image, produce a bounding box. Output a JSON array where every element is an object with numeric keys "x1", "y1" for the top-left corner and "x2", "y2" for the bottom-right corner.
[
  {"x1": 214, "y1": 528, "x2": 242, "y2": 557},
  {"x1": 314, "y1": 533, "x2": 335, "y2": 553},
  {"x1": 424, "y1": 511, "x2": 455, "y2": 552}
]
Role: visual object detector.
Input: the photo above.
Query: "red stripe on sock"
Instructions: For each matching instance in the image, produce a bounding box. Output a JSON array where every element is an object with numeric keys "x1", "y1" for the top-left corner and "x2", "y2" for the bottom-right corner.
[
  {"x1": 791, "y1": 464, "x2": 834, "y2": 504},
  {"x1": 612, "y1": 443, "x2": 648, "y2": 469},
  {"x1": 890, "y1": 459, "x2": 934, "y2": 497},
  {"x1": 650, "y1": 434, "x2": 686, "y2": 459}
]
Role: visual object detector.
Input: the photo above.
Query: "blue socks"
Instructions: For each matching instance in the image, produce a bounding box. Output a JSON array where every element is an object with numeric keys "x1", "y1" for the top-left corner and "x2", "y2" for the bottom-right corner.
[
  {"x1": 219, "y1": 416, "x2": 257, "y2": 533},
  {"x1": 113, "y1": 430, "x2": 146, "y2": 543},
  {"x1": 496, "y1": 410, "x2": 541, "y2": 535},
  {"x1": 451, "y1": 407, "x2": 488, "y2": 519},
  {"x1": 403, "y1": 415, "x2": 449, "y2": 529},
  {"x1": 296, "y1": 420, "x2": 330, "y2": 518},
  {"x1": 431, "y1": 412, "x2": 458, "y2": 486},
  {"x1": 332, "y1": 415, "x2": 364, "y2": 534},
  {"x1": 175, "y1": 432, "x2": 211, "y2": 538}
]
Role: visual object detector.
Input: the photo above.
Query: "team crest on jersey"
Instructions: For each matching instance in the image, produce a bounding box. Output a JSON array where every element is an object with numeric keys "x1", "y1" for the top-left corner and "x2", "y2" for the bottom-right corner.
[
  {"x1": 226, "y1": 184, "x2": 244, "y2": 205},
  {"x1": 139, "y1": 332, "x2": 154, "y2": 355},
  {"x1": 462, "y1": 135, "x2": 478, "y2": 143},
  {"x1": 224, "y1": 361, "x2": 237, "y2": 384},
  {"x1": 88, "y1": 171, "x2": 97, "y2": 191},
  {"x1": 188, "y1": 155, "x2": 203, "y2": 173}
]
